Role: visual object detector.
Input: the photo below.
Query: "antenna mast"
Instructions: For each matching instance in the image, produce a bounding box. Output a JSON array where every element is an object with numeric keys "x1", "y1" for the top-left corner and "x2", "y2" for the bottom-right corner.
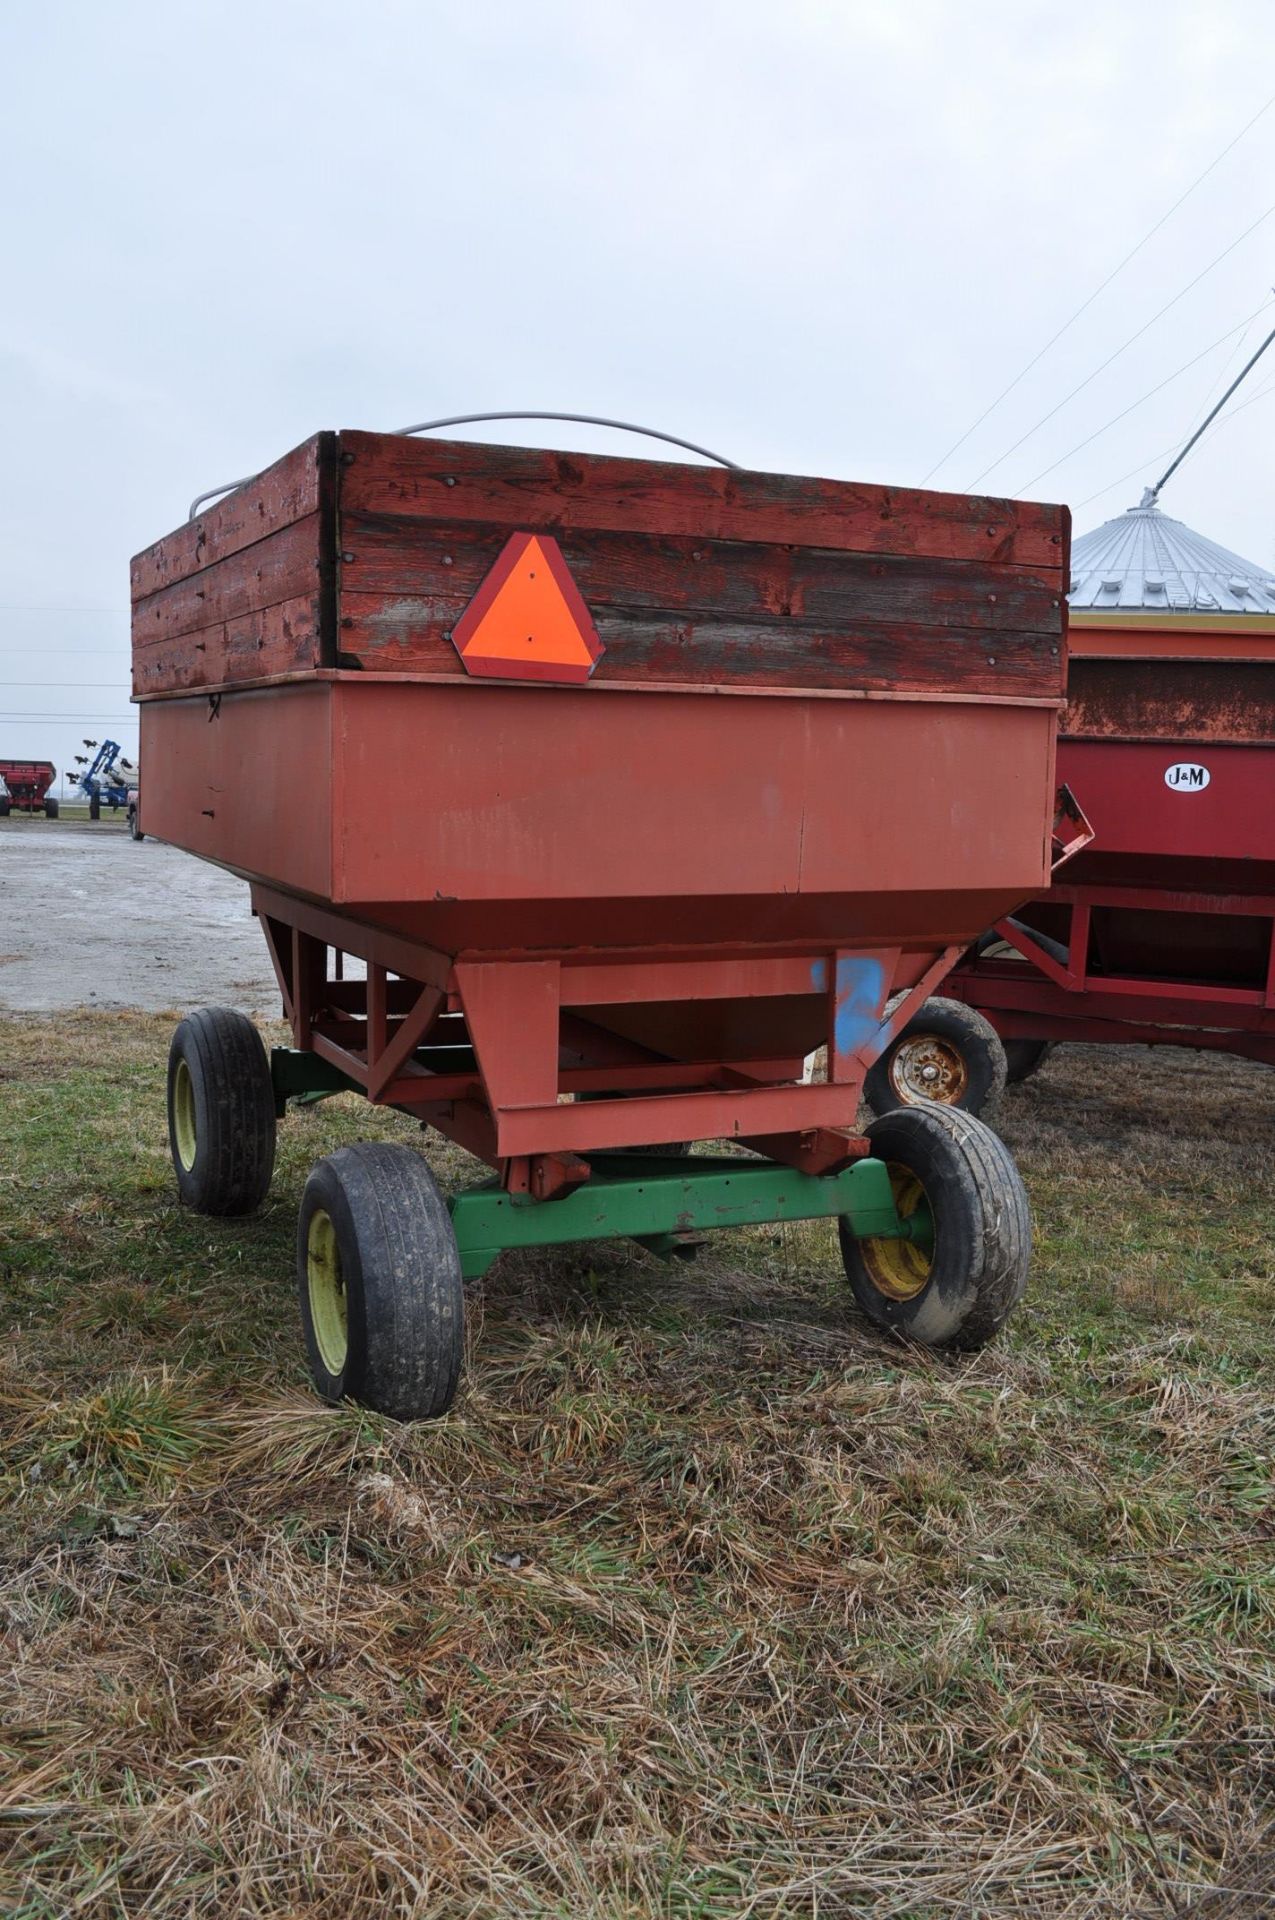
[{"x1": 1140, "y1": 313, "x2": 1275, "y2": 507}]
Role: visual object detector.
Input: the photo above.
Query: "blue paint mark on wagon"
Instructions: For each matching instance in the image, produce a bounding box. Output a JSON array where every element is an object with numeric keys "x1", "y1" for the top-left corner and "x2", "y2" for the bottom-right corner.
[
  {"x1": 832, "y1": 955, "x2": 886, "y2": 1060},
  {"x1": 809, "y1": 958, "x2": 828, "y2": 992}
]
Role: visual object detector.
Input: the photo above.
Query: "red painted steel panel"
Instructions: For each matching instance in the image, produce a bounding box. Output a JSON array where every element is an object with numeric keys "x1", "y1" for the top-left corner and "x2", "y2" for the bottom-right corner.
[
  {"x1": 139, "y1": 679, "x2": 1055, "y2": 952},
  {"x1": 139, "y1": 687, "x2": 333, "y2": 905},
  {"x1": 1057, "y1": 738, "x2": 1275, "y2": 869}
]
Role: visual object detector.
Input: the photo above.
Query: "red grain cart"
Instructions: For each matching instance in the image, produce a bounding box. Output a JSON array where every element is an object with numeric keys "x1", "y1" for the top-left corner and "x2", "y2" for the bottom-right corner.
[
  {"x1": 865, "y1": 496, "x2": 1275, "y2": 1110},
  {"x1": 0, "y1": 760, "x2": 58, "y2": 818},
  {"x1": 942, "y1": 605, "x2": 1275, "y2": 1087},
  {"x1": 133, "y1": 428, "x2": 1067, "y2": 1417}
]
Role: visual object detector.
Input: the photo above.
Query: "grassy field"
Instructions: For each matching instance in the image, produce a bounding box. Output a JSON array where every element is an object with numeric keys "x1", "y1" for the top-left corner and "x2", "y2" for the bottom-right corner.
[{"x1": 1, "y1": 1012, "x2": 1272, "y2": 1917}]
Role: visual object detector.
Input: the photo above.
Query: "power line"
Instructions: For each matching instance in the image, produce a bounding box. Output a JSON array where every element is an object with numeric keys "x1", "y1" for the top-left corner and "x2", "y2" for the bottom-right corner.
[
  {"x1": 965, "y1": 198, "x2": 1275, "y2": 491},
  {"x1": 1074, "y1": 373, "x2": 1275, "y2": 512},
  {"x1": 0, "y1": 682, "x2": 127, "y2": 690},
  {"x1": 1010, "y1": 299, "x2": 1275, "y2": 496},
  {"x1": 0, "y1": 605, "x2": 128, "y2": 615},
  {"x1": 922, "y1": 88, "x2": 1275, "y2": 484}
]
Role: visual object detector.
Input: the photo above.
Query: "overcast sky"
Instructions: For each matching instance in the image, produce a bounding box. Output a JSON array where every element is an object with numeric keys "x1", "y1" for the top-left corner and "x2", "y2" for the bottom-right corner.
[{"x1": 2, "y1": 0, "x2": 1273, "y2": 788}]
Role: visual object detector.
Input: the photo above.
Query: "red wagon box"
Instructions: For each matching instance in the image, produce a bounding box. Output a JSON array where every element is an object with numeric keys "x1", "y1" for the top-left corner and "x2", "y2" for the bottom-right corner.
[
  {"x1": 133, "y1": 430, "x2": 1067, "y2": 1416},
  {"x1": 943, "y1": 500, "x2": 1275, "y2": 1083}
]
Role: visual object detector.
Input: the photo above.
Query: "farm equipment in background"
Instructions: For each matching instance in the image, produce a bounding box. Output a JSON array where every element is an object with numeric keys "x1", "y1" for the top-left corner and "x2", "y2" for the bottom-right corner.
[
  {"x1": 0, "y1": 760, "x2": 58, "y2": 818},
  {"x1": 70, "y1": 739, "x2": 138, "y2": 820}
]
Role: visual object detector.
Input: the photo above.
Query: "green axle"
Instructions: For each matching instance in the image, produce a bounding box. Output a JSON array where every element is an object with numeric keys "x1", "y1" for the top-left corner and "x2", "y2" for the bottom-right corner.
[{"x1": 270, "y1": 1048, "x2": 932, "y2": 1280}]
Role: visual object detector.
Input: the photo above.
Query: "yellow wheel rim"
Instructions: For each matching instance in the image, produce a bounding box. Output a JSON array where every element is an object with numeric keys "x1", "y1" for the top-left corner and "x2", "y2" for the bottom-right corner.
[
  {"x1": 307, "y1": 1208, "x2": 348, "y2": 1376},
  {"x1": 860, "y1": 1162, "x2": 933, "y2": 1301},
  {"x1": 172, "y1": 1058, "x2": 198, "y2": 1172},
  {"x1": 887, "y1": 1034, "x2": 969, "y2": 1106}
]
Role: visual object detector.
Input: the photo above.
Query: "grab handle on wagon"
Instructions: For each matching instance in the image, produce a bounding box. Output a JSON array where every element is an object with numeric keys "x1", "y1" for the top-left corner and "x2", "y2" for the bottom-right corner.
[
  {"x1": 189, "y1": 412, "x2": 739, "y2": 519},
  {"x1": 393, "y1": 412, "x2": 741, "y2": 469}
]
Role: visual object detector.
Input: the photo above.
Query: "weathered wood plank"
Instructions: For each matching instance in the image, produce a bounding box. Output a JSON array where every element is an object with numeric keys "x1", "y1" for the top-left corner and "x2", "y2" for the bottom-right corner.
[
  {"x1": 340, "y1": 512, "x2": 1062, "y2": 636},
  {"x1": 132, "y1": 513, "x2": 323, "y2": 649},
  {"x1": 337, "y1": 592, "x2": 1062, "y2": 700},
  {"x1": 336, "y1": 430, "x2": 1069, "y2": 571},
  {"x1": 132, "y1": 593, "x2": 321, "y2": 696},
  {"x1": 130, "y1": 435, "x2": 330, "y2": 600}
]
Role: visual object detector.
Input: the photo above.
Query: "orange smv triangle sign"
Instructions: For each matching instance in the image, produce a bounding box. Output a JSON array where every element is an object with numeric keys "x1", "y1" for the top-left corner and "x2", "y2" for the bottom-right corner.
[{"x1": 450, "y1": 532, "x2": 604, "y2": 684}]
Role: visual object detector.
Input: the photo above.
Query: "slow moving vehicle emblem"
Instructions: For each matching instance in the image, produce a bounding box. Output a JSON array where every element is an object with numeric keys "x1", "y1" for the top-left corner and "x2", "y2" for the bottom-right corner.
[{"x1": 451, "y1": 531, "x2": 604, "y2": 684}]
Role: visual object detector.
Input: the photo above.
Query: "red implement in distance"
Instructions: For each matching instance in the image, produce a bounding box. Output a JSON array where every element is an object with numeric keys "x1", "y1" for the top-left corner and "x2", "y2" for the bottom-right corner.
[
  {"x1": 0, "y1": 760, "x2": 56, "y2": 813},
  {"x1": 132, "y1": 429, "x2": 1068, "y2": 1183}
]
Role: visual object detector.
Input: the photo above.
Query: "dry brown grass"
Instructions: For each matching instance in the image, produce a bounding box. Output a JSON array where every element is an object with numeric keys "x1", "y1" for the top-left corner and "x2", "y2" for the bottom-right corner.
[{"x1": 1, "y1": 1013, "x2": 1273, "y2": 1916}]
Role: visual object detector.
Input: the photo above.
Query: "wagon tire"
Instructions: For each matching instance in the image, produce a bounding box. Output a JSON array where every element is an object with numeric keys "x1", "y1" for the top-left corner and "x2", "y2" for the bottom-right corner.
[
  {"x1": 129, "y1": 809, "x2": 144, "y2": 842},
  {"x1": 0, "y1": 799, "x2": 9, "y2": 818},
  {"x1": 864, "y1": 997, "x2": 1007, "y2": 1119},
  {"x1": 44, "y1": 797, "x2": 59, "y2": 819},
  {"x1": 839, "y1": 1101, "x2": 1030, "y2": 1351},
  {"x1": 89, "y1": 795, "x2": 101, "y2": 821},
  {"x1": 167, "y1": 1007, "x2": 277, "y2": 1215},
  {"x1": 297, "y1": 1143, "x2": 464, "y2": 1420},
  {"x1": 1004, "y1": 1039, "x2": 1054, "y2": 1084}
]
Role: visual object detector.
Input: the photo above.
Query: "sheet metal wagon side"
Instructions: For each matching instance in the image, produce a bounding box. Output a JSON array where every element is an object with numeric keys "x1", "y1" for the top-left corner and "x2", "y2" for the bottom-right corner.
[
  {"x1": 919, "y1": 608, "x2": 1275, "y2": 1099},
  {"x1": 132, "y1": 429, "x2": 1068, "y2": 1418},
  {"x1": 940, "y1": 606, "x2": 1275, "y2": 1075}
]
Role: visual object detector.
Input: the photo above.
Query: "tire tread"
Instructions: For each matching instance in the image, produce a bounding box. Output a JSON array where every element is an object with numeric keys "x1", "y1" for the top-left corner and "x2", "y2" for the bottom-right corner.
[{"x1": 169, "y1": 1007, "x2": 276, "y2": 1215}]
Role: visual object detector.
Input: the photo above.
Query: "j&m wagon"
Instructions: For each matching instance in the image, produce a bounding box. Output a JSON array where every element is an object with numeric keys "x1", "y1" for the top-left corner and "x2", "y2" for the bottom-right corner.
[{"x1": 875, "y1": 495, "x2": 1275, "y2": 1113}]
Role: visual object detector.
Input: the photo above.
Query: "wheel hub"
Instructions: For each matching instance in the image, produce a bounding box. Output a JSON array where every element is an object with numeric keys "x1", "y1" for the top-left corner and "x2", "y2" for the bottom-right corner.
[
  {"x1": 887, "y1": 1033, "x2": 969, "y2": 1107},
  {"x1": 172, "y1": 1058, "x2": 197, "y2": 1171},
  {"x1": 306, "y1": 1208, "x2": 348, "y2": 1375},
  {"x1": 860, "y1": 1162, "x2": 933, "y2": 1300}
]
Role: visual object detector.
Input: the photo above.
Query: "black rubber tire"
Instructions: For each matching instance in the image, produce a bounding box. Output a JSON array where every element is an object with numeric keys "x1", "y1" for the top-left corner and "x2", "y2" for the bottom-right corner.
[
  {"x1": 128, "y1": 809, "x2": 144, "y2": 842},
  {"x1": 839, "y1": 1101, "x2": 1030, "y2": 1351},
  {"x1": 1003, "y1": 1038, "x2": 1054, "y2": 1084},
  {"x1": 297, "y1": 1143, "x2": 464, "y2": 1420},
  {"x1": 0, "y1": 799, "x2": 9, "y2": 818},
  {"x1": 89, "y1": 795, "x2": 101, "y2": 821},
  {"x1": 167, "y1": 1007, "x2": 277, "y2": 1215},
  {"x1": 864, "y1": 997, "x2": 1007, "y2": 1120},
  {"x1": 44, "y1": 798, "x2": 59, "y2": 819}
]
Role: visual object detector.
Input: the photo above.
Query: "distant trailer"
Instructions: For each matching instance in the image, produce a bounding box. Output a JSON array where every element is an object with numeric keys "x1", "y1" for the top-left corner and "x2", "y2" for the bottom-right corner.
[{"x1": 0, "y1": 760, "x2": 58, "y2": 818}]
